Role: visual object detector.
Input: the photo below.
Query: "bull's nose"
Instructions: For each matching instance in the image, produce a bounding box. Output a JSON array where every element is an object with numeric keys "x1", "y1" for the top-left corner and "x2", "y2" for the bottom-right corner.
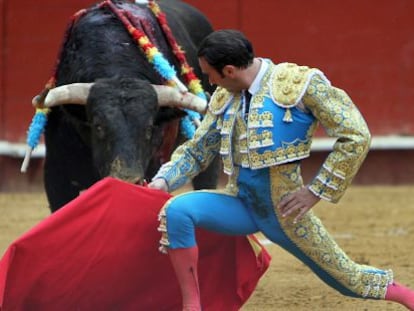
[
  {"x1": 123, "y1": 176, "x2": 143, "y2": 185},
  {"x1": 134, "y1": 178, "x2": 147, "y2": 186},
  {"x1": 109, "y1": 158, "x2": 145, "y2": 185},
  {"x1": 108, "y1": 174, "x2": 143, "y2": 185}
]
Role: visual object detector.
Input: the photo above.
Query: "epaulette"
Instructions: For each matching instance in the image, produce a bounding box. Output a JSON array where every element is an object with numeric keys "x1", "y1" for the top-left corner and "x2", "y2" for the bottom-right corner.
[
  {"x1": 208, "y1": 87, "x2": 233, "y2": 115},
  {"x1": 270, "y1": 62, "x2": 328, "y2": 108}
]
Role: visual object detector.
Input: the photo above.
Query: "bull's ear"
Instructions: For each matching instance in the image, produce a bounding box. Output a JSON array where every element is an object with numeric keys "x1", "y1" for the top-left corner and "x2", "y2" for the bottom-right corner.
[{"x1": 155, "y1": 107, "x2": 186, "y2": 125}]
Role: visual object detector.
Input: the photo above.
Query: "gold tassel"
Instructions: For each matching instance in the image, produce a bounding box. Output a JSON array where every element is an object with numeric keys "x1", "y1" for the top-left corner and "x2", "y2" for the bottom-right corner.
[{"x1": 283, "y1": 108, "x2": 293, "y2": 123}]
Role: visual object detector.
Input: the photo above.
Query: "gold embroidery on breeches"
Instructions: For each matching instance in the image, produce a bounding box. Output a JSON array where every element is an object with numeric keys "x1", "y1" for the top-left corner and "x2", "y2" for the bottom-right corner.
[{"x1": 268, "y1": 164, "x2": 392, "y2": 299}]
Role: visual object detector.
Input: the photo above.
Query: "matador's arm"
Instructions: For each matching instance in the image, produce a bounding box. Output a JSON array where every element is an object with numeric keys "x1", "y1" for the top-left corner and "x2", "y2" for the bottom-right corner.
[
  {"x1": 302, "y1": 75, "x2": 371, "y2": 203},
  {"x1": 152, "y1": 110, "x2": 221, "y2": 192}
]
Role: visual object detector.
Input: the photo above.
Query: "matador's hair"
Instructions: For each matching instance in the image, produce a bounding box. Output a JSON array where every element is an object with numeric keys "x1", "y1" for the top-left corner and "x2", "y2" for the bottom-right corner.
[{"x1": 197, "y1": 29, "x2": 254, "y2": 76}]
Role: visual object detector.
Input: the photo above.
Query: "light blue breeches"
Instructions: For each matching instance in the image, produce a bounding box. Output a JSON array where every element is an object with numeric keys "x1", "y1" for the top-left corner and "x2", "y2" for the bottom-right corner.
[{"x1": 161, "y1": 167, "x2": 392, "y2": 299}]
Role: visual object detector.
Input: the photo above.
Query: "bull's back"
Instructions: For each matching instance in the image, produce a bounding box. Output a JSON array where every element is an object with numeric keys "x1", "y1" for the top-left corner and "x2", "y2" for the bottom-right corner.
[
  {"x1": 56, "y1": 3, "x2": 161, "y2": 86},
  {"x1": 159, "y1": 0, "x2": 214, "y2": 46},
  {"x1": 158, "y1": 0, "x2": 215, "y2": 93},
  {"x1": 55, "y1": 1, "x2": 212, "y2": 86}
]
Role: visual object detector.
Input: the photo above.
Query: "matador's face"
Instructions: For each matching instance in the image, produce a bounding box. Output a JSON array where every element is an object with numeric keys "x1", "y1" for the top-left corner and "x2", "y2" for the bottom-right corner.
[{"x1": 198, "y1": 57, "x2": 243, "y2": 94}]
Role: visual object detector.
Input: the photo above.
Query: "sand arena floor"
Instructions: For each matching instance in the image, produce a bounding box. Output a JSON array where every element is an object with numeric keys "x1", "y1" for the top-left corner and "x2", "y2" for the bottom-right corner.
[{"x1": 0, "y1": 185, "x2": 413, "y2": 310}]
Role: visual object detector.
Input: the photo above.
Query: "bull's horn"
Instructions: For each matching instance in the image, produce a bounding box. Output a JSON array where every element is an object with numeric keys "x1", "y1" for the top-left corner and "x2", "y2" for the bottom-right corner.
[
  {"x1": 43, "y1": 83, "x2": 94, "y2": 107},
  {"x1": 152, "y1": 85, "x2": 207, "y2": 114}
]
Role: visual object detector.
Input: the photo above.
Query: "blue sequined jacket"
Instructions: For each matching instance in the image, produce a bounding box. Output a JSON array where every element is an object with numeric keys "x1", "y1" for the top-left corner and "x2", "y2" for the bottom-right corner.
[{"x1": 154, "y1": 60, "x2": 371, "y2": 203}]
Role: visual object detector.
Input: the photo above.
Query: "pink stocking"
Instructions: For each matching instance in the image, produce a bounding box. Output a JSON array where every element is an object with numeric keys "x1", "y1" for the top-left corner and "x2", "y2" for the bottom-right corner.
[
  {"x1": 385, "y1": 281, "x2": 414, "y2": 310},
  {"x1": 168, "y1": 246, "x2": 201, "y2": 311}
]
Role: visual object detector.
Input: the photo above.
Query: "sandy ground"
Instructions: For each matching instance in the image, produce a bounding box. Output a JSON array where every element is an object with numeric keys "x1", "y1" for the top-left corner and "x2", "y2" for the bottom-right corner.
[{"x1": 0, "y1": 186, "x2": 413, "y2": 310}]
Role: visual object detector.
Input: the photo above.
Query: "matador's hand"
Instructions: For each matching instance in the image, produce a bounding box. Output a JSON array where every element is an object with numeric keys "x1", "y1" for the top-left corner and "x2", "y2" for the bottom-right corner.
[
  {"x1": 278, "y1": 186, "x2": 320, "y2": 224},
  {"x1": 148, "y1": 178, "x2": 169, "y2": 192}
]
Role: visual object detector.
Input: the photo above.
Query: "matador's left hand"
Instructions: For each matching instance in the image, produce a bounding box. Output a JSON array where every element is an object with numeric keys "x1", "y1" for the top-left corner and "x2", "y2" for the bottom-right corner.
[{"x1": 278, "y1": 186, "x2": 321, "y2": 224}]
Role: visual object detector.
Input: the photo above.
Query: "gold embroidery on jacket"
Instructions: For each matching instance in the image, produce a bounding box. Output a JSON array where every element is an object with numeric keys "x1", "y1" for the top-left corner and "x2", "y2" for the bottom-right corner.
[
  {"x1": 220, "y1": 95, "x2": 242, "y2": 174},
  {"x1": 208, "y1": 87, "x2": 233, "y2": 114},
  {"x1": 304, "y1": 75, "x2": 371, "y2": 202}
]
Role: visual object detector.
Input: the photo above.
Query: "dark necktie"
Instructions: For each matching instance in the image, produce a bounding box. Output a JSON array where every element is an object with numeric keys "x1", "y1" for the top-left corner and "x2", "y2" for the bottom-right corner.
[
  {"x1": 244, "y1": 91, "x2": 252, "y2": 114},
  {"x1": 243, "y1": 90, "x2": 252, "y2": 120}
]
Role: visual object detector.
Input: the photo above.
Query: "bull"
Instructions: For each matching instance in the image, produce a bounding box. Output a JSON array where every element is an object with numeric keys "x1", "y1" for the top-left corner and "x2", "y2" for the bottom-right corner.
[{"x1": 33, "y1": 0, "x2": 219, "y2": 212}]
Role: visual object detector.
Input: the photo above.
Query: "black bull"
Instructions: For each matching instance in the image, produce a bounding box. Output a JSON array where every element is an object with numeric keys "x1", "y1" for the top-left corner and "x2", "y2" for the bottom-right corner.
[{"x1": 42, "y1": 0, "x2": 220, "y2": 212}]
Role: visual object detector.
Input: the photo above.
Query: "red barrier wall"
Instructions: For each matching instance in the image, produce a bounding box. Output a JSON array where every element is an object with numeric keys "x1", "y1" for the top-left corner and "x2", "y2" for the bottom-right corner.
[
  {"x1": 0, "y1": 0, "x2": 5, "y2": 139},
  {"x1": 1, "y1": 0, "x2": 413, "y2": 142},
  {"x1": 0, "y1": 0, "x2": 413, "y2": 190},
  {"x1": 0, "y1": 0, "x2": 95, "y2": 142},
  {"x1": 186, "y1": 0, "x2": 414, "y2": 136}
]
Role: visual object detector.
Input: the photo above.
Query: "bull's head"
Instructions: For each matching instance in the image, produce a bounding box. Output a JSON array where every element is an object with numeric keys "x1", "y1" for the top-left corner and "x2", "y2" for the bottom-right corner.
[{"x1": 40, "y1": 78, "x2": 207, "y2": 185}]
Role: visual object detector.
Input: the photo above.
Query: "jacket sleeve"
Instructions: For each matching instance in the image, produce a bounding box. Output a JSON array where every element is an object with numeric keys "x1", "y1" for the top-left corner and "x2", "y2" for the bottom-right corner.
[
  {"x1": 152, "y1": 110, "x2": 221, "y2": 192},
  {"x1": 302, "y1": 75, "x2": 371, "y2": 203}
]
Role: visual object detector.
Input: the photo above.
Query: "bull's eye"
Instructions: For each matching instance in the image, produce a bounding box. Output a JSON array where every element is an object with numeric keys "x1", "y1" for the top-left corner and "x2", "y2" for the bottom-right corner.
[
  {"x1": 92, "y1": 116, "x2": 105, "y2": 139},
  {"x1": 95, "y1": 124, "x2": 104, "y2": 139}
]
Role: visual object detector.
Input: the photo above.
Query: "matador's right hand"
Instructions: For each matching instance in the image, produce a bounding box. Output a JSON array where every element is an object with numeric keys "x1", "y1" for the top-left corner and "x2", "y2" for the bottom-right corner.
[{"x1": 278, "y1": 186, "x2": 320, "y2": 224}]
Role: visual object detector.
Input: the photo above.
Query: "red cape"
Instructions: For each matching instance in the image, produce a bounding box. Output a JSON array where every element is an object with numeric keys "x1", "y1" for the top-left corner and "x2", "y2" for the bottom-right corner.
[{"x1": 0, "y1": 177, "x2": 270, "y2": 310}]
